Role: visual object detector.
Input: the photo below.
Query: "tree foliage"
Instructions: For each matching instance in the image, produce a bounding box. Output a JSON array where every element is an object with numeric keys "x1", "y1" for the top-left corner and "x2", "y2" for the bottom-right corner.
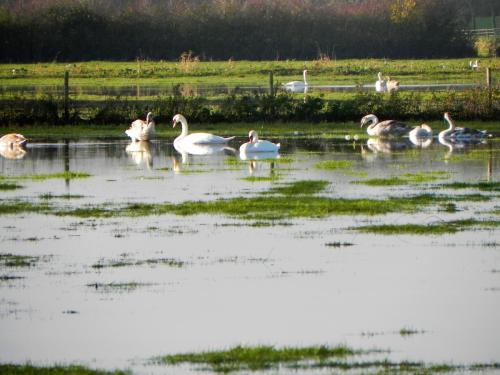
[{"x1": 0, "y1": 0, "x2": 477, "y2": 62}]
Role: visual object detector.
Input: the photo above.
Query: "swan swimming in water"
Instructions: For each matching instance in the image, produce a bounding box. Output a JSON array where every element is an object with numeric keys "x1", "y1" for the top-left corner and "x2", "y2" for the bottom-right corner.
[
  {"x1": 439, "y1": 112, "x2": 490, "y2": 141},
  {"x1": 283, "y1": 69, "x2": 308, "y2": 92},
  {"x1": 375, "y1": 72, "x2": 386, "y2": 92},
  {"x1": 239, "y1": 130, "x2": 280, "y2": 154},
  {"x1": 0, "y1": 133, "x2": 28, "y2": 148},
  {"x1": 360, "y1": 114, "x2": 411, "y2": 137},
  {"x1": 172, "y1": 114, "x2": 235, "y2": 147},
  {"x1": 125, "y1": 112, "x2": 155, "y2": 141}
]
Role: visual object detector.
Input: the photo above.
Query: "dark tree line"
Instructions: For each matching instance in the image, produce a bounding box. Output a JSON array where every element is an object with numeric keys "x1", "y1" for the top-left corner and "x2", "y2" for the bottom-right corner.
[{"x1": 0, "y1": 0, "x2": 483, "y2": 62}]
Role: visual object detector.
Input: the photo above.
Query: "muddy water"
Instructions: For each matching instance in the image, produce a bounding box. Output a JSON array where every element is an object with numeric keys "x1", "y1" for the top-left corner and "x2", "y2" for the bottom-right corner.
[{"x1": 0, "y1": 136, "x2": 499, "y2": 373}]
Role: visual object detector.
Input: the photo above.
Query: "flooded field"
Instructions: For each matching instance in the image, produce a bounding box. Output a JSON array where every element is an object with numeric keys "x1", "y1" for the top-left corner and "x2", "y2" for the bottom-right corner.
[{"x1": 0, "y1": 134, "x2": 499, "y2": 374}]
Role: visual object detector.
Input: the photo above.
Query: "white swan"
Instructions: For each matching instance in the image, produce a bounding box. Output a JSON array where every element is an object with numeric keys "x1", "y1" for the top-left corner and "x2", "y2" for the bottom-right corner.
[
  {"x1": 375, "y1": 72, "x2": 386, "y2": 92},
  {"x1": 386, "y1": 76, "x2": 399, "y2": 92},
  {"x1": 239, "y1": 130, "x2": 280, "y2": 154},
  {"x1": 172, "y1": 114, "x2": 235, "y2": 147},
  {"x1": 0, "y1": 133, "x2": 28, "y2": 148},
  {"x1": 283, "y1": 69, "x2": 308, "y2": 92},
  {"x1": 125, "y1": 112, "x2": 155, "y2": 141},
  {"x1": 469, "y1": 60, "x2": 479, "y2": 70},
  {"x1": 360, "y1": 114, "x2": 411, "y2": 137},
  {"x1": 439, "y1": 112, "x2": 490, "y2": 141}
]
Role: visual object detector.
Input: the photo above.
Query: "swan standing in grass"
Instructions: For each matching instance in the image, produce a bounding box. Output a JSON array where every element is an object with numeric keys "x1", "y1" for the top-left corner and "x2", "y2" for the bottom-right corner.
[
  {"x1": 360, "y1": 114, "x2": 411, "y2": 137},
  {"x1": 0, "y1": 133, "x2": 28, "y2": 148},
  {"x1": 469, "y1": 60, "x2": 479, "y2": 70},
  {"x1": 386, "y1": 76, "x2": 399, "y2": 92},
  {"x1": 172, "y1": 114, "x2": 235, "y2": 147},
  {"x1": 283, "y1": 69, "x2": 308, "y2": 92},
  {"x1": 439, "y1": 112, "x2": 490, "y2": 141},
  {"x1": 125, "y1": 112, "x2": 155, "y2": 141},
  {"x1": 239, "y1": 130, "x2": 280, "y2": 154},
  {"x1": 375, "y1": 72, "x2": 386, "y2": 92}
]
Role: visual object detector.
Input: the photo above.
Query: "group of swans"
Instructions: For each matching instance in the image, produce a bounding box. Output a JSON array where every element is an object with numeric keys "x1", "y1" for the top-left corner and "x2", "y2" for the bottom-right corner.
[
  {"x1": 375, "y1": 72, "x2": 399, "y2": 92},
  {"x1": 125, "y1": 112, "x2": 279, "y2": 156},
  {"x1": 360, "y1": 112, "x2": 491, "y2": 144}
]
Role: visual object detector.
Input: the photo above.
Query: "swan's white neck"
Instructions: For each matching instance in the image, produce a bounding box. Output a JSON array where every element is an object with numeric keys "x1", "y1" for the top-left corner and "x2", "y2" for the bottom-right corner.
[
  {"x1": 303, "y1": 70, "x2": 308, "y2": 85},
  {"x1": 365, "y1": 115, "x2": 379, "y2": 130},
  {"x1": 377, "y1": 72, "x2": 383, "y2": 81},
  {"x1": 440, "y1": 115, "x2": 455, "y2": 139},
  {"x1": 177, "y1": 117, "x2": 189, "y2": 137}
]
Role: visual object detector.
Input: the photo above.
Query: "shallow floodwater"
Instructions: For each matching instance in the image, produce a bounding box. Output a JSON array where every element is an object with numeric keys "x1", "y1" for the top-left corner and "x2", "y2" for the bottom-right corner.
[{"x1": 0, "y1": 135, "x2": 499, "y2": 374}]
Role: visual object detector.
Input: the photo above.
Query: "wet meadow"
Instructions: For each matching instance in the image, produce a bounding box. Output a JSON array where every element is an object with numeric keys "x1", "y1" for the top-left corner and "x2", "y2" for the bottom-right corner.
[{"x1": 0, "y1": 59, "x2": 500, "y2": 374}]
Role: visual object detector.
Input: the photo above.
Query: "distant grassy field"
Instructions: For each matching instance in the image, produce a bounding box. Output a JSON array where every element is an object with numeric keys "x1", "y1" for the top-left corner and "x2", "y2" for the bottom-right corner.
[{"x1": 1, "y1": 58, "x2": 499, "y2": 90}]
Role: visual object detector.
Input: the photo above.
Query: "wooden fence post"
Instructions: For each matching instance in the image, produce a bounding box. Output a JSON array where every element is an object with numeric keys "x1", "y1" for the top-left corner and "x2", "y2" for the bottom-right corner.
[
  {"x1": 269, "y1": 71, "x2": 274, "y2": 96},
  {"x1": 64, "y1": 70, "x2": 69, "y2": 122}
]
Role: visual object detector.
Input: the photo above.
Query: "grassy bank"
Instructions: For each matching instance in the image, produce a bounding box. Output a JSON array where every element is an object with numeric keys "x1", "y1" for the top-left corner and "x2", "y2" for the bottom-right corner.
[{"x1": 1, "y1": 59, "x2": 500, "y2": 126}]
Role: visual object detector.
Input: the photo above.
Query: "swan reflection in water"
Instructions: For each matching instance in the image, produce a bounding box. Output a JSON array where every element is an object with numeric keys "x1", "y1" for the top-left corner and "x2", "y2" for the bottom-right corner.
[
  {"x1": 125, "y1": 141, "x2": 153, "y2": 169},
  {"x1": 364, "y1": 138, "x2": 412, "y2": 154},
  {"x1": 240, "y1": 150, "x2": 280, "y2": 176},
  {"x1": 0, "y1": 144, "x2": 27, "y2": 159},
  {"x1": 438, "y1": 136, "x2": 486, "y2": 161},
  {"x1": 172, "y1": 142, "x2": 237, "y2": 173}
]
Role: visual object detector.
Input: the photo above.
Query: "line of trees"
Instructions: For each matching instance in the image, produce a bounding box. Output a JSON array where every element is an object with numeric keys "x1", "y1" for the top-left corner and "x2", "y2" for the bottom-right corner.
[{"x1": 0, "y1": 0, "x2": 488, "y2": 62}]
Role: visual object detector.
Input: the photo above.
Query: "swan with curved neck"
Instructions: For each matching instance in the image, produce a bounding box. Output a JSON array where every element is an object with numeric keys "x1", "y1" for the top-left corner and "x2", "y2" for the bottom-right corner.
[
  {"x1": 439, "y1": 112, "x2": 490, "y2": 141},
  {"x1": 239, "y1": 130, "x2": 280, "y2": 154},
  {"x1": 360, "y1": 114, "x2": 411, "y2": 137},
  {"x1": 125, "y1": 112, "x2": 155, "y2": 141},
  {"x1": 375, "y1": 72, "x2": 386, "y2": 92},
  {"x1": 386, "y1": 76, "x2": 399, "y2": 92},
  {"x1": 0, "y1": 133, "x2": 28, "y2": 148},
  {"x1": 173, "y1": 114, "x2": 235, "y2": 146},
  {"x1": 283, "y1": 69, "x2": 308, "y2": 90}
]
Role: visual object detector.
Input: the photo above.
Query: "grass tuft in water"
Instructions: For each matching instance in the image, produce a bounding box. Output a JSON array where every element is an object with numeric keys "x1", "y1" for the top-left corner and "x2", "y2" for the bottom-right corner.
[
  {"x1": 440, "y1": 181, "x2": 500, "y2": 192},
  {"x1": 241, "y1": 176, "x2": 280, "y2": 182},
  {"x1": 325, "y1": 242, "x2": 355, "y2": 248},
  {"x1": 0, "y1": 253, "x2": 40, "y2": 267},
  {"x1": 157, "y1": 345, "x2": 360, "y2": 372},
  {"x1": 86, "y1": 282, "x2": 151, "y2": 292},
  {"x1": 0, "y1": 182, "x2": 23, "y2": 190},
  {"x1": 315, "y1": 160, "x2": 353, "y2": 170},
  {"x1": 10, "y1": 172, "x2": 91, "y2": 181},
  {"x1": 265, "y1": 179, "x2": 329, "y2": 195},
  {"x1": 0, "y1": 364, "x2": 130, "y2": 374},
  {"x1": 39, "y1": 193, "x2": 85, "y2": 200},
  {"x1": 92, "y1": 257, "x2": 184, "y2": 269},
  {"x1": 354, "y1": 219, "x2": 500, "y2": 235}
]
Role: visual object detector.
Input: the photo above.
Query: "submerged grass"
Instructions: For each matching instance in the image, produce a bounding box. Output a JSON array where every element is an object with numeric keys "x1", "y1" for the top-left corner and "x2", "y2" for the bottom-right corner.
[
  {"x1": 0, "y1": 364, "x2": 130, "y2": 375},
  {"x1": 156, "y1": 345, "x2": 500, "y2": 373},
  {"x1": 356, "y1": 171, "x2": 451, "y2": 186},
  {"x1": 0, "y1": 253, "x2": 40, "y2": 267},
  {"x1": 440, "y1": 181, "x2": 500, "y2": 192},
  {"x1": 157, "y1": 345, "x2": 360, "y2": 372},
  {"x1": 14, "y1": 172, "x2": 91, "y2": 180},
  {"x1": 0, "y1": 182, "x2": 23, "y2": 190},
  {"x1": 354, "y1": 219, "x2": 500, "y2": 235},
  {"x1": 92, "y1": 257, "x2": 184, "y2": 269},
  {"x1": 315, "y1": 160, "x2": 353, "y2": 170}
]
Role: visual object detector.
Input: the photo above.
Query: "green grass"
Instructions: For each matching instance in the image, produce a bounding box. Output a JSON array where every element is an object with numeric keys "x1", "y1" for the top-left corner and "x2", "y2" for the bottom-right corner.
[
  {"x1": 0, "y1": 253, "x2": 40, "y2": 267},
  {"x1": 157, "y1": 345, "x2": 360, "y2": 372},
  {"x1": 155, "y1": 344, "x2": 500, "y2": 373},
  {"x1": 0, "y1": 182, "x2": 23, "y2": 190},
  {"x1": 13, "y1": 172, "x2": 91, "y2": 181},
  {"x1": 241, "y1": 176, "x2": 280, "y2": 182},
  {"x1": 315, "y1": 160, "x2": 354, "y2": 170},
  {"x1": 354, "y1": 219, "x2": 500, "y2": 235},
  {"x1": 0, "y1": 364, "x2": 129, "y2": 375},
  {"x1": 355, "y1": 172, "x2": 451, "y2": 186},
  {"x1": 440, "y1": 181, "x2": 500, "y2": 192}
]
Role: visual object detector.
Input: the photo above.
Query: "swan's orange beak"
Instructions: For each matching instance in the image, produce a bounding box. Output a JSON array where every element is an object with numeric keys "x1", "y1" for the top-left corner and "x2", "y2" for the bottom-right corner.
[{"x1": 172, "y1": 120, "x2": 177, "y2": 128}]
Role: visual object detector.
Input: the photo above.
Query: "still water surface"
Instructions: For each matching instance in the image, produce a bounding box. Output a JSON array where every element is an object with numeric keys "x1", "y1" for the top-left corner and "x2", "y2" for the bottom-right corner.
[{"x1": 0, "y1": 136, "x2": 499, "y2": 373}]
